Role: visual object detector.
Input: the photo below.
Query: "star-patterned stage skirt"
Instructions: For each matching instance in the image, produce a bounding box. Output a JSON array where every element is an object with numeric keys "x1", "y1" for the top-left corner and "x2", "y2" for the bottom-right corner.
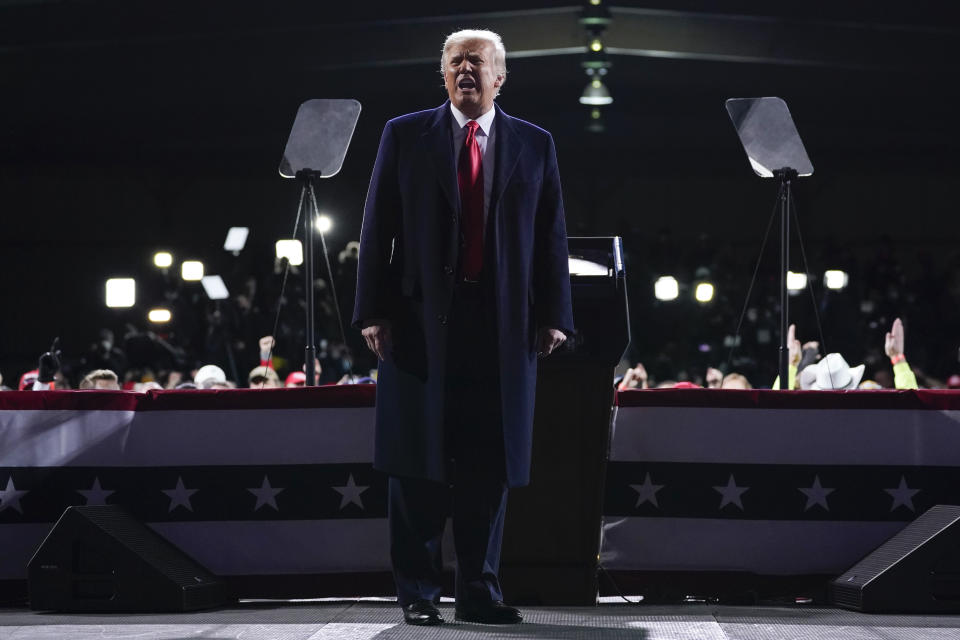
[
  {"x1": 3, "y1": 387, "x2": 960, "y2": 599},
  {"x1": 0, "y1": 386, "x2": 388, "y2": 595},
  {"x1": 602, "y1": 388, "x2": 960, "y2": 587}
]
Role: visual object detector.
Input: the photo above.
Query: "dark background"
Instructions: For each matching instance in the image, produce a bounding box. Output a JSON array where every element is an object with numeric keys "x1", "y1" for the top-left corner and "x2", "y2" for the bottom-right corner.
[{"x1": 1, "y1": 1, "x2": 958, "y2": 385}]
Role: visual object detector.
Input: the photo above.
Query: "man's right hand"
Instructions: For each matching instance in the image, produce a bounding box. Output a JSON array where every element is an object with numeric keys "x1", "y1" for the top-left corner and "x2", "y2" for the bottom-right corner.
[{"x1": 361, "y1": 320, "x2": 393, "y2": 362}]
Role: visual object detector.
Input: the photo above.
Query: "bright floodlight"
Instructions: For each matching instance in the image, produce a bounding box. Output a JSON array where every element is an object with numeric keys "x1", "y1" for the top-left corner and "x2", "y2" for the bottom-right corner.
[
  {"x1": 105, "y1": 278, "x2": 135, "y2": 308},
  {"x1": 695, "y1": 282, "x2": 715, "y2": 303},
  {"x1": 276, "y1": 239, "x2": 304, "y2": 266},
  {"x1": 201, "y1": 275, "x2": 230, "y2": 300},
  {"x1": 224, "y1": 227, "x2": 249, "y2": 253},
  {"x1": 786, "y1": 271, "x2": 807, "y2": 291},
  {"x1": 153, "y1": 251, "x2": 173, "y2": 268},
  {"x1": 654, "y1": 276, "x2": 679, "y2": 301},
  {"x1": 315, "y1": 214, "x2": 333, "y2": 234},
  {"x1": 148, "y1": 308, "x2": 171, "y2": 323},
  {"x1": 824, "y1": 269, "x2": 849, "y2": 290},
  {"x1": 181, "y1": 261, "x2": 204, "y2": 281}
]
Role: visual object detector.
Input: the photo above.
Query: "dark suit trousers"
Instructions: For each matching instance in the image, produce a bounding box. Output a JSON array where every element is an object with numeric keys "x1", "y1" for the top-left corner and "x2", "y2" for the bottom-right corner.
[{"x1": 388, "y1": 279, "x2": 508, "y2": 606}]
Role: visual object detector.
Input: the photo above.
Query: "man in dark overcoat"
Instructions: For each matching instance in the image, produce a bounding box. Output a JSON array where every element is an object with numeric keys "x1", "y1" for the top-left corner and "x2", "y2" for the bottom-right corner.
[{"x1": 352, "y1": 28, "x2": 573, "y2": 626}]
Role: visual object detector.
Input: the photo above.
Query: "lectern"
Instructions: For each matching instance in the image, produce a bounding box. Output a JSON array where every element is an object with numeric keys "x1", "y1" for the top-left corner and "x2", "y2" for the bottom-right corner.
[{"x1": 502, "y1": 236, "x2": 630, "y2": 605}]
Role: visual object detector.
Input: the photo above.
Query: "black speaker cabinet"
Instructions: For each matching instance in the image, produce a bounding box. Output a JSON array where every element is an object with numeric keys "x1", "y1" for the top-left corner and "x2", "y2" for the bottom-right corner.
[
  {"x1": 28, "y1": 505, "x2": 227, "y2": 612},
  {"x1": 831, "y1": 505, "x2": 960, "y2": 613}
]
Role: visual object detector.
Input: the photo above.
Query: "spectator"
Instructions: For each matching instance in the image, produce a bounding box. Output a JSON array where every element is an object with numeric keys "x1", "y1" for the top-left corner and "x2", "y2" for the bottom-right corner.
[
  {"x1": 194, "y1": 364, "x2": 231, "y2": 390},
  {"x1": 79, "y1": 369, "x2": 121, "y2": 390},
  {"x1": 798, "y1": 353, "x2": 865, "y2": 390},
  {"x1": 721, "y1": 373, "x2": 752, "y2": 389},
  {"x1": 617, "y1": 363, "x2": 648, "y2": 390},
  {"x1": 19, "y1": 370, "x2": 39, "y2": 390},
  {"x1": 705, "y1": 367, "x2": 723, "y2": 389},
  {"x1": 884, "y1": 317, "x2": 918, "y2": 390},
  {"x1": 248, "y1": 365, "x2": 281, "y2": 389},
  {"x1": 285, "y1": 371, "x2": 306, "y2": 387}
]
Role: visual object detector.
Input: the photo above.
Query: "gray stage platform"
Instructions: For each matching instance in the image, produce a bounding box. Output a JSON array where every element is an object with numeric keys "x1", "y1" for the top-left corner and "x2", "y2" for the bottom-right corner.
[{"x1": 3, "y1": 601, "x2": 960, "y2": 639}]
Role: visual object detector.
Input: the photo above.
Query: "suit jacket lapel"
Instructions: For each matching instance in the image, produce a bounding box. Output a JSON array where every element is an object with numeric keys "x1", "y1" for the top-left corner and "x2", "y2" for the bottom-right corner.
[
  {"x1": 490, "y1": 104, "x2": 523, "y2": 214},
  {"x1": 422, "y1": 102, "x2": 459, "y2": 215}
]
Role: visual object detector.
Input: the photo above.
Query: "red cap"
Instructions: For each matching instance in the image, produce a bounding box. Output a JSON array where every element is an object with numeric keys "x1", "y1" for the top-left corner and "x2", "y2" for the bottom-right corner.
[
  {"x1": 19, "y1": 369, "x2": 39, "y2": 390},
  {"x1": 285, "y1": 371, "x2": 307, "y2": 386},
  {"x1": 673, "y1": 381, "x2": 701, "y2": 389}
]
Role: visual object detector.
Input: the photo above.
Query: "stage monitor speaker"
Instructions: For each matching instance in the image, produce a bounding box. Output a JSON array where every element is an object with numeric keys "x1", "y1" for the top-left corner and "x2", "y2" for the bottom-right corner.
[
  {"x1": 28, "y1": 505, "x2": 227, "y2": 612},
  {"x1": 831, "y1": 505, "x2": 960, "y2": 613}
]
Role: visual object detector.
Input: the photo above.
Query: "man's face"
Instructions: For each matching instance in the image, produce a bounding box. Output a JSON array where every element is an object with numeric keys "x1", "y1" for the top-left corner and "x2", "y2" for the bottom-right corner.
[{"x1": 443, "y1": 39, "x2": 502, "y2": 118}]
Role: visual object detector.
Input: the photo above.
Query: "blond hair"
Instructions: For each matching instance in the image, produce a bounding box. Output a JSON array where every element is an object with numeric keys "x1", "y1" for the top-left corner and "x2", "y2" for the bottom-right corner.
[
  {"x1": 80, "y1": 369, "x2": 119, "y2": 390},
  {"x1": 441, "y1": 29, "x2": 507, "y2": 93}
]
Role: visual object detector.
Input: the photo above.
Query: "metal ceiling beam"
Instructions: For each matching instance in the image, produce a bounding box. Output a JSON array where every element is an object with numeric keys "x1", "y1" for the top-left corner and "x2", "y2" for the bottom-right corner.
[{"x1": 1, "y1": 5, "x2": 953, "y2": 73}]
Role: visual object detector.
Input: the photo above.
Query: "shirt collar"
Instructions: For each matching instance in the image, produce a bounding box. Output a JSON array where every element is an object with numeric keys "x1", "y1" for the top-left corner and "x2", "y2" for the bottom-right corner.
[{"x1": 450, "y1": 102, "x2": 496, "y2": 136}]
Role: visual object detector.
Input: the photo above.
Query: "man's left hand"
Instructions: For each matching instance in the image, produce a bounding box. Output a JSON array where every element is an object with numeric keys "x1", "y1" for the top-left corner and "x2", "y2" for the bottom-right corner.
[{"x1": 536, "y1": 327, "x2": 567, "y2": 358}]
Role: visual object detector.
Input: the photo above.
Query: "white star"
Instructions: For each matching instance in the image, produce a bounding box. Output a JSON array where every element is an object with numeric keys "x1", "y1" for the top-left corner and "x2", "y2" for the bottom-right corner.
[
  {"x1": 248, "y1": 475, "x2": 284, "y2": 511},
  {"x1": 714, "y1": 474, "x2": 749, "y2": 510},
  {"x1": 885, "y1": 475, "x2": 920, "y2": 512},
  {"x1": 78, "y1": 477, "x2": 115, "y2": 506},
  {"x1": 332, "y1": 474, "x2": 368, "y2": 510},
  {"x1": 0, "y1": 477, "x2": 28, "y2": 514},
  {"x1": 798, "y1": 475, "x2": 835, "y2": 512},
  {"x1": 630, "y1": 473, "x2": 664, "y2": 508},
  {"x1": 162, "y1": 476, "x2": 198, "y2": 512}
]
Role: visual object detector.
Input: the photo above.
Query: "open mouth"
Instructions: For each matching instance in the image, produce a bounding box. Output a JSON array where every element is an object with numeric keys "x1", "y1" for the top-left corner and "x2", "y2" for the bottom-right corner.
[{"x1": 458, "y1": 77, "x2": 477, "y2": 90}]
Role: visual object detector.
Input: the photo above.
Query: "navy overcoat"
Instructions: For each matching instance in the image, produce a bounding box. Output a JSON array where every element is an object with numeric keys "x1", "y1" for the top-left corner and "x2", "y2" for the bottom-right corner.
[{"x1": 352, "y1": 101, "x2": 574, "y2": 488}]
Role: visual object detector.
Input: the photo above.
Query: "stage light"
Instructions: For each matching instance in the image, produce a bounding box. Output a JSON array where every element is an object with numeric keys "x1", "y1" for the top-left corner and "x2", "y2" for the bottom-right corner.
[
  {"x1": 181, "y1": 261, "x2": 204, "y2": 281},
  {"x1": 568, "y1": 257, "x2": 608, "y2": 276},
  {"x1": 276, "y1": 239, "x2": 303, "y2": 266},
  {"x1": 201, "y1": 275, "x2": 230, "y2": 300},
  {"x1": 105, "y1": 278, "x2": 135, "y2": 308},
  {"x1": 695, "y1": 282, "x2": 715, "y2": 303},
  {"x1": 786, "y1": 271, "x2": 807, "y2": 291},
  {"x1": 315, "y1": 214, "x2": 333, "y2": 234},
  {"x1": 654, "y1": 276, "x2": 679, "y2": 301},
  {"x1": 590, "y1": 38, "x2": 603, "y2": 52},
  {"x1": 223, "y1": 227, "x2": 249, "y2": 254},
  {"x1": 148, "y1": 308, "x2": 171, "y2": 323},
  {"x1": 590, "y1": 0, "x2": 601, "y2": 5},
  {"x1": 580, "y1": 78, "x2": 613, "y2": 105},
  {"x1": 824, "y1": 269, "x2": 849, "y2": 290},
  {"x1": 153, "y1": 252, "x2": 173, "y2": 268}
]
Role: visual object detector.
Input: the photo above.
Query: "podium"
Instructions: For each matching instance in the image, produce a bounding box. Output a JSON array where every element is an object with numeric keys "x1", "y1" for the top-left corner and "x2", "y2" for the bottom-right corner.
[{"x1": 502, "y1": 236, "x2": 630, "y2": 605}]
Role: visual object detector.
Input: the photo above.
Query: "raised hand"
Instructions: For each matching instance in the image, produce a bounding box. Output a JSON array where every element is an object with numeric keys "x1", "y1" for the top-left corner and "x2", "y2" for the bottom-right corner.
[
  {"x1": 787, "y1": 324, "x2": 801, "y2": 367},
  {"x1": 885, "y1": 317, "x2": 905, "y2": 359},
  {"x1": 38, "y1": 337, "x2": 62, "y2": 383}
]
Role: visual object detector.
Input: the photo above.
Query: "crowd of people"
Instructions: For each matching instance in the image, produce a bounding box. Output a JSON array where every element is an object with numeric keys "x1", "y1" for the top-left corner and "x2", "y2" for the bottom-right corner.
[
  {"x1": 1, "y1": 232, "x2": 959, "y2": 394},
  {"x1": 1, "y1": 332, "x2": 371, "y2": 392},
  {"x1": 618, "y1": 318, "x2": 960, "y2": 391}
]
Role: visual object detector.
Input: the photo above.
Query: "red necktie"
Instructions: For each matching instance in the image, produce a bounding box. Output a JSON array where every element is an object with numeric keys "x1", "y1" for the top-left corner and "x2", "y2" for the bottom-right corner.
[{"x1": 458, "y1": 120, "x2": 484, "y2": 281}]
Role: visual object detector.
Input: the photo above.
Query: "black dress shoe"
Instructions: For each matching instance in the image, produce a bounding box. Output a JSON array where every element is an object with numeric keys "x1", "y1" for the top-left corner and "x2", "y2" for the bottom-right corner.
[
  {"x1": 402, "y1": 600, "x2": 444, "y2": 626},
  {"x1": 455, "y1": 600, "x2": 523, "y2": 624}
]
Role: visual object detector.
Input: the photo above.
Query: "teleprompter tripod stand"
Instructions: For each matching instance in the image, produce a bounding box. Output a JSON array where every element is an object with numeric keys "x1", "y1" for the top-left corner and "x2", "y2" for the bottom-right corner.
[
  {"x1": 278, "y1": 99, "x2": 361, "y2": 385},
  {"x1": 726, "y1": 97, "x2": 814, "y2": 388}
]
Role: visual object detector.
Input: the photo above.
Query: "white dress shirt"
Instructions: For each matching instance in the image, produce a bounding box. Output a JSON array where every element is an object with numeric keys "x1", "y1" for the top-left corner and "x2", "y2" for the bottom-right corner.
[{"x1": 450, "y1": 103, "x2": 496, "y2": 234}]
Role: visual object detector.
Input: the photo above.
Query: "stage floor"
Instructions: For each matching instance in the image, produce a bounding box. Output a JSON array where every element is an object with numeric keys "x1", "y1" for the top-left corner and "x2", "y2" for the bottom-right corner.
[{"x1": 2, "y1": 601, "x2": 960, "y2": 639}]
